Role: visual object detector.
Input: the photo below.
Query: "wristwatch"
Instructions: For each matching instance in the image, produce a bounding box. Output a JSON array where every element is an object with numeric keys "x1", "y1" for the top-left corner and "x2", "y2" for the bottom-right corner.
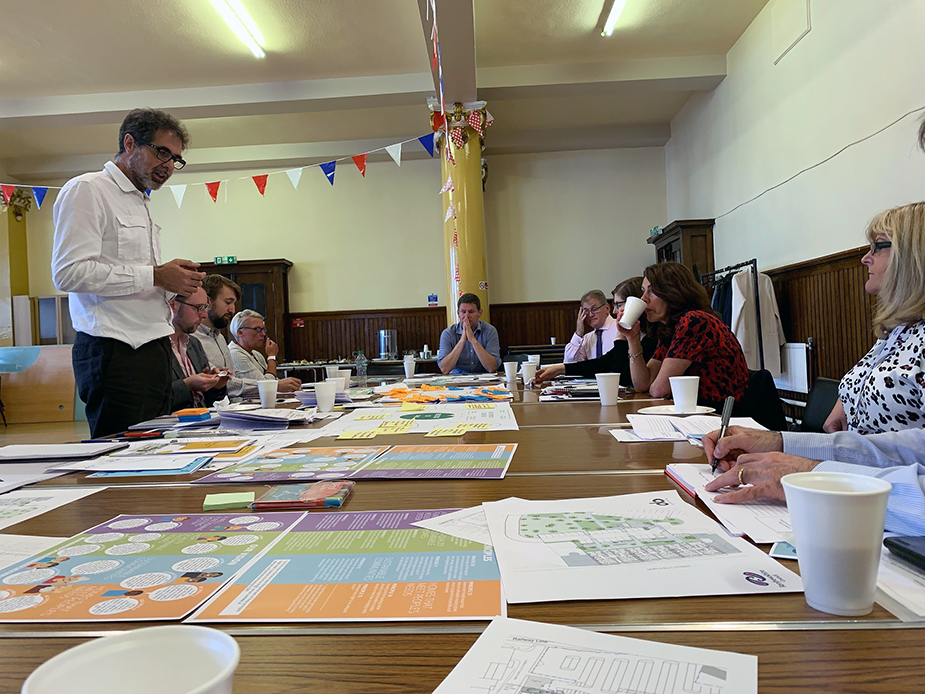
[{"x1": 267, "y1": 355, "x2": 277, "y2": 361}]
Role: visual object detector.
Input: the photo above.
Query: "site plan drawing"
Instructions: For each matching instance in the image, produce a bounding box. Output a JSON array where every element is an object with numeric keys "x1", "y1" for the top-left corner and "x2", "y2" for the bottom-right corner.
[{"x1": 433, "y1": 617, "x2": 757, "y2": 694}]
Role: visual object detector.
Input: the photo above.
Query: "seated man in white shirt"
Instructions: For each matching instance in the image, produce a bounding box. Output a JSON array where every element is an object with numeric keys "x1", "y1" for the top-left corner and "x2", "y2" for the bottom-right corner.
[
  {"x1": 167, "y1": 287, "x2": 229, "y2": 409},
  {"x1": 228, "y1": 310, "x2": 301, "y2": 392},
  {"x1": 564, "y1": 290, "x2": 618, "y2": 363}
]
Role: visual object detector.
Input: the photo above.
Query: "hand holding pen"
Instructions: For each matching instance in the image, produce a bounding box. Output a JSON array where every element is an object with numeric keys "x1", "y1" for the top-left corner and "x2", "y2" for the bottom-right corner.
[{"x1": 711, "y1": 396, "x2": 736, "y2": 473}]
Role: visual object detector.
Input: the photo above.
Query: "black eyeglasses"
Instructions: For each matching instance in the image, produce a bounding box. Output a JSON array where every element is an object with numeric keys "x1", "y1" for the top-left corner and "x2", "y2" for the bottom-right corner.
[
  {"x1": 176, "y1": 300, "x2": 209, "y2": 313},
  {"x1": 869, "y1": 240, "x2": 891, "y2": 255},
  {"x1": 134, "y1": 137, "x2": 187, "y2": 170},
  {"x1": 585, "y1": 304, "x2": 608, "y2": 313},
  {"x1": 612, "y1": 300, "x2": 626, "y2": 309},
  {"x1": 240, "y1": 326, "x2": 268, "y2": 336}
]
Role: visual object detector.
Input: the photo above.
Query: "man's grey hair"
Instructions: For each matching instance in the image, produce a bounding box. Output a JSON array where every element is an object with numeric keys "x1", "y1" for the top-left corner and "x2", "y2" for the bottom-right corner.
[
  {"x1": 580, "y1": 289, "x2": 608, "y2": 306},
  {"x1": 230, "y1": 309, "x2": 264, "y2": 339}
]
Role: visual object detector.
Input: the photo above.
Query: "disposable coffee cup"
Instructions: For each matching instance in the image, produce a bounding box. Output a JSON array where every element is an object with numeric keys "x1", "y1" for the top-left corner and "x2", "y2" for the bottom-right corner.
[
  {"x1": 503, "y1": 361, "x2": 519, "y2": 381},
  {"x1": 521, "y1": 362, "x2": 537, "y2": 386},
  {"x1": 314, "y1": 380, "x2": 337, "y2": 413},
  {"x1": 338, "y1": 369, "x2": 351, "y2": 390},
  {"x1": 257, "y1": 379, "x2": 278, "y2": 409},
  {"x1": 403, "y1": 356, "x2": 415, "y2": 379},
  {"x1": 22, "y1": 625, "x2": 239, "y2": 694},
  {"x1": 326, "y1": 377, "x2": 344, "y2": 394},
  {"x1": 782, "y1": 472, "x2": 891, "y2": 616},
  {"x1": 324, "y1": 365, "x2": 340, "y2": 379},
  {"x1": 619, "y1": 295, "x2": 647, "y2": 329},
  {"x1": 595, "y1": 372, "x2": 621, "y2": 406},
  {"x1": 668, "y1": 376, "x2": 699, "y2": 413},
  {"x1": 550, "y1": 337, "x2": 557, "y2": 345},
  {"x1": 527, "y1": 354, "x2": 541, "y2": 366}
]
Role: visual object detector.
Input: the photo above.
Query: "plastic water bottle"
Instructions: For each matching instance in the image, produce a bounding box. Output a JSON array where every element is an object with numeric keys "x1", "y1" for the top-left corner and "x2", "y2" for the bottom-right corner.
[{"x1": 355, "y1": 350, "x2": 368, "y2": 387}]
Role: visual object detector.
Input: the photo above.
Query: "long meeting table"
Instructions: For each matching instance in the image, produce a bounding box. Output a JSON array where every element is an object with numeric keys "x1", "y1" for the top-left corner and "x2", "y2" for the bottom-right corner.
[{"x1": 2, "y1": 392, "x2": 924, "y2": 692}]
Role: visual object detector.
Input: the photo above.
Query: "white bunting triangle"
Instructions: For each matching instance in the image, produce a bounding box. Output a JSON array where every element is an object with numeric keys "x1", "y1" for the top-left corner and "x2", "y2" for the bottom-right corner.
[
  {"x1": 439, "y1": 175, "x2": 454, "y2": 194},
  {"x1": 170, "y1": 185, "x2": 187, "y2": 208},
  {"x1": 385, "y1": 143, "x2": 402, "y2": 166},
  {"x1": 444, "y1": 202, "x2": 456, "y2": 222},
  {"x1": 286, "y1": 168, "x2": 303, "y2": 189}
]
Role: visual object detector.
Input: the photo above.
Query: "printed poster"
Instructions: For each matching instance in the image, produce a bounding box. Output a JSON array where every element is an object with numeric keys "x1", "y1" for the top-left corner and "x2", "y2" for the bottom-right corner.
[
  {"x1": 194, "y1": 446, "x2": 388, "y2": 484},
  {"x1": 349, "y1": 444, "x2": 516, "y2": 479}
]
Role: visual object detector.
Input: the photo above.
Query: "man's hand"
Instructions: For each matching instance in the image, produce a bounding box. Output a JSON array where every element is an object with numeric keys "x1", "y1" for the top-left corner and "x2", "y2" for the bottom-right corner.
[
  {"x1": 154, "y1": 259, "x2": 205, "y2": 295},
  {"x1": 575, "y1": 307, "x2": 590, "y2": 337},
  {"x1": 535, "y1": 364, "x2": 565, "y2": 384},
  {"x1": 702, "y1": 425, "x2": 784, "y2": 471},
  {"x1": 184, "y1": 373, "x2": 221, "y2": 392},
  {"x1": 704, "y1": 452, "x2": 819, "y2": 503},
  {"x1": 462, "y1": 319, "x2": 476, "y2": 344},
  {"x1": 264, "y1": 338, "x2": 280, "y2": 358},
  {"x1": 204, "y1": 367, "x2": 231, "y2": 388},
  {"x1": 277, "y1": 377, "x2": 302, "y2": 393}
]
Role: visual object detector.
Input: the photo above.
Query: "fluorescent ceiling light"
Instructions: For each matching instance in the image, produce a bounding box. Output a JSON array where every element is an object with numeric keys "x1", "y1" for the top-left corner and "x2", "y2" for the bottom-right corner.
[
  {"x1": 602, "y1": 0, "x2": 628, "y2": 36},
  {"x1": 210, "y1": 0, "x2": 266, "y2": 58}
]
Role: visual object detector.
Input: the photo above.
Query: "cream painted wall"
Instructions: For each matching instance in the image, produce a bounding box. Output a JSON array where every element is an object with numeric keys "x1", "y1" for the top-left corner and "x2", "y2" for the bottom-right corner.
[
  {"x1": 666, "y1": 0, "x2": 925, "y2": 271},
  {"x1": 26, "y1": 147, "x2": 668, "y2": 309},
  {"x1": 484, "y1": 148, "x2": 666, "y2": 303}
]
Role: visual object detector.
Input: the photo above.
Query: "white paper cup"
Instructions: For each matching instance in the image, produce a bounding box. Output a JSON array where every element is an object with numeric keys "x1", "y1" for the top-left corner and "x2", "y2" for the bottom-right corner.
[
  {"x1": 503, "y1": 361, "x2": 519, "y2": 381},
  {"x1": 403, "y1": 356, "x2": 415, "y2": 379},
  {"x1": 314, "y1": 380, "x2": 337, "y2": 413},
  {"x1": 521, "y1": 362, "x2": 537, "y2": 386},
  {"x1": 256, "y1": 379, "x2": 278, "y2": 408},
  {"x1": 22, "y1": 625, "x2": 239, "y2": 694},
  {"x1": 595, "y1": 372, "x2": 621, "y2": 406},
  {"x1": 324, "y1": 365, "x2": 340, "y2": 379},
  {"x1": 782, "y1": 472, "x2": 891, "y2": 616},
  {"x1": 326, "y1": 376, "x2": 344, "y2": 394},
  {"x1": 669, "y1": 376, "x2": 699, "y2": 413},
  {"x1": 527, "y1": 354, "x2": 541, "y2": 366},
  {"x1": 619, "y1": 295, "x2": 647, "y2": 329},
  {"x1": 338, "y1": 369, "x2": 351, "y2": 390},
  {"x1": 550, "y1": 337, "x2": 557, "y2": 345}
]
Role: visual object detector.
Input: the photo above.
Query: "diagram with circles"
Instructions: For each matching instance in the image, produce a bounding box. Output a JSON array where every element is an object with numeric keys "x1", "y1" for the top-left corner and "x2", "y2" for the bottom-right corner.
[
  {"x1": 0, "y1": 512, "x2": 302, "y2": 622},
  {"x1": 195, "y1": 446, "x2": 388, "y2": 484}
]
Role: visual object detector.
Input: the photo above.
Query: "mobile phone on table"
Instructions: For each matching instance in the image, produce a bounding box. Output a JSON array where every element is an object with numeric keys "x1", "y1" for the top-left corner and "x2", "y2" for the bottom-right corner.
[{"x1": 883, "y1": 536, "x2": 925, "y2": 572}]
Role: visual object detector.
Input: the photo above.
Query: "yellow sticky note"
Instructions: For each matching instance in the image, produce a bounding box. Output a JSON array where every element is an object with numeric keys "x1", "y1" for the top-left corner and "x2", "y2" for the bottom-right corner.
[
  {"x1": 425, "y1": 427, "x2": 460, "y2": 437},
  {"x1": 466, "y1": 403, "x2": 495, "y2": 410},
  {"x1": 401, "y1": 402, "x2": 428, "y2": 411},
  {"x1": 355, "y1": 413, "x2": 392, "y2": 420},
  {"x1": 464, "y1": 422, "x2": 492, "y2": 430},
  {"x1": 337, "y1": 430, "x2": 379, "y2": 440}
]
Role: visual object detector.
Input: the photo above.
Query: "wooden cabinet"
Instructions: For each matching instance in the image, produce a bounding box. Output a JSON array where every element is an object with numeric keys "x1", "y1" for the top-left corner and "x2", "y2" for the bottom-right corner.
[
  {"x1": 196, "y1": 259, "x2": 293, "y2": 359},
  {"x1": 647, "y1": 219, "x2": 715, "y2": 280}
]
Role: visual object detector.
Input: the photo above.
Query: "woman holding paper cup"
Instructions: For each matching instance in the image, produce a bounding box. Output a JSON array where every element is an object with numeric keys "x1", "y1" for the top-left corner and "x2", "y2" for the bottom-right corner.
[
  {"x1": 618, "y1": 262, "x2": 748, "y2": 410},
  {"x1": 535, "y1": 277, "x2": 657, "y2": 386},
  {"x1": 824, "y1": 202, "x2": 925, "y2": 435}
]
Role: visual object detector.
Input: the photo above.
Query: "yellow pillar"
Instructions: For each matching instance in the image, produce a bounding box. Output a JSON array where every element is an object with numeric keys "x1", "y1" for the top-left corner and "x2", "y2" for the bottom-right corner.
[
  {"x1": 437, "y1": 103, "x2": 491, "y2": 326},
  {"x1": 0, "y1": 209, "x2": 12, "y2": 346}
]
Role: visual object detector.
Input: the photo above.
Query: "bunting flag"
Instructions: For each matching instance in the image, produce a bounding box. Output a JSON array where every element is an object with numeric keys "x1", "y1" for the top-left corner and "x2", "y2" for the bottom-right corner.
[
  {"x1": 0, "y1": 185, "x2": 14, "y2": 205},
  {"x1": 450, "y1": 127, "x2": 466, "y2": 149},
  {"x1": 444, "y1": 202, "x2": 456, "y2": 222},
  {"x1": 252, "y1": 174, "x2": 268, "y2": 196},
  {"x1": 205, "y1": 181, "x2": 221, "y2": 203},
  {"x1": 285, "y1": 168, "x2": 303, "y2": 190},
  {"x1": 32, "y1": 187, "x2": 48, "y2": 210},
  {"x1": 418, "y1": 134, "x2": 435, "y2": 157},
  {"x1": 466, "y1": 110, "x2": 484, "y2": 136},
  {"x1": 385, "y1": 143, "x2": 402, "y2": 167},
  {"x1": 452, "y1": 228, "x2": 458, "y2": 246},
  {"x1": 454, "y1": 263, "x2": 460, "y2": 283},
  {"x1": 352, "y1": 154, "x2": 367, "y2": 177},
  {"x1": 432, "y1": 111, "x2": 446, "y2": 132},
  {"x1": 445, "y1": 144, "x2": 455, "y2": 166},
  {"x1": 320, "y1": 161, "x2": 336, "y2": 185},
  {"x1": 439, "y1": 175, "x2": 454, "y2": 194},
  {"x1": 170, "y1": 185, "x2": 187, "y2": 209}
]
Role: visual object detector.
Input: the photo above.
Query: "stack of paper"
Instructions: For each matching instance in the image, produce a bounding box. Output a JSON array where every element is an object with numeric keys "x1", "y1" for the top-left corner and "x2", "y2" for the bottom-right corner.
[
  {"x1": 623, "y1": 415, "x2": 765, "y2": 444},
  {"x1": 217, "y1": 408, "x2": 316, "y2": 430},
  {"x1": 0, "y1": 442, "x2": 128, "y2": 461}
]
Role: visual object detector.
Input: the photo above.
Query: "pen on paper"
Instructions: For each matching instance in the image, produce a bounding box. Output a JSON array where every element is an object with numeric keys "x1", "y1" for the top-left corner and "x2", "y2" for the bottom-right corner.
[{"x1": 711, "y1": 396, "x2": 736, "y2": 474}]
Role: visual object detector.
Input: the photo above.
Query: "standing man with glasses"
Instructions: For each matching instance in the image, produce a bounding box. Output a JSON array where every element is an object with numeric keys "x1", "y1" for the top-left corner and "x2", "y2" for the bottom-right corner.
[
  {"x1": 228, "y1": 310, "x2": 302, "y2": 392},
  {"x1": 167, "y1": 287, "x2": 229, "y2": 409},
  {"x1": 564, "y1": 290, "x2": 618, "y2": 363},
  {"x1": 52, "y1": 108, "x2": 205, "y2": 437}
]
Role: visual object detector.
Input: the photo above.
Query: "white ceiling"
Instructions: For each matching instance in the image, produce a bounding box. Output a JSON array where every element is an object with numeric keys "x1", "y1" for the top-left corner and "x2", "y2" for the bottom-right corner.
[{"x1": 0, "y1": 0, "x2": 769, "y2": 182}]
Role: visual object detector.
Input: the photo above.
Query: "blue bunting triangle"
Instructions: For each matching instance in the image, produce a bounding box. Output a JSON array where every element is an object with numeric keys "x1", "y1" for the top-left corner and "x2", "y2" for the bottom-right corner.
[
  {"x1": 418, "y1": 133, "x2": 435, "y2": 157},
  {"x1": 32, "y1": 187, "x2": 48, "y2": 210},
  {"x1": 320, "y1": 161, "x2": 336, "y2": 185}
]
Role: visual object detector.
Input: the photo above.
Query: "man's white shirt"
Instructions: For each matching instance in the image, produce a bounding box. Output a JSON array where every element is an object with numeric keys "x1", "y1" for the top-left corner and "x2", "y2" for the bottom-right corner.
[{"x1": 564, "y1": 315, "x2": 619, "y2": 363}]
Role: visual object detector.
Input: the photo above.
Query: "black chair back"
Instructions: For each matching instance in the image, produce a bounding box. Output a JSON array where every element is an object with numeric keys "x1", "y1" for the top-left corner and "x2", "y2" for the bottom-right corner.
[
  {"x1": 800, "y1": 377, "x2": 841, "y2": 432},
  {"x1": 741, "y1": 369, "x2": 788, "y2": 431}
]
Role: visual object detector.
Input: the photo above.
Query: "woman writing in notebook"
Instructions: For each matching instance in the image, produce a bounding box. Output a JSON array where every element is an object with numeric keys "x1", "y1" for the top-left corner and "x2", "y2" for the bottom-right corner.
[
  {"x1": 824, "y1": 202, "x2": 925, "y2": 435},
  {"x1": 619, "y1": 262, "x2": 749, "y2": 410}
]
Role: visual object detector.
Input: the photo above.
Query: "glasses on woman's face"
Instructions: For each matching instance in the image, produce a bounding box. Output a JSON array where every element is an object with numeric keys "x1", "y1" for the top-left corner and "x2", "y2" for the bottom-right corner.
[
  {"x1": 241, "y1": 326, "x2": 268, "y2": 336},
  {"x1": 868, "y1": 240, "x2": 891, "y2": 256}
]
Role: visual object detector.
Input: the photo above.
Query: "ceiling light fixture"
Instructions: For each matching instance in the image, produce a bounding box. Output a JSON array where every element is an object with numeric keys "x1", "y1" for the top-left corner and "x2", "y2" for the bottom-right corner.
[
  {"x1": 601, "y1": 0, "x2": 628, "y2": 36},
  {"x1": 209, "y1": 0, "x2": 266, "y2": 58}
]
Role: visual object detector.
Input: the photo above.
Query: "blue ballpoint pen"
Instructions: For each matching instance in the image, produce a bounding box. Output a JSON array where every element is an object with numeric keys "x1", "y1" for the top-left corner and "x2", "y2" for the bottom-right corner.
[{"x1": 711, "y1": 396, "x2": 736, "y2": 473}]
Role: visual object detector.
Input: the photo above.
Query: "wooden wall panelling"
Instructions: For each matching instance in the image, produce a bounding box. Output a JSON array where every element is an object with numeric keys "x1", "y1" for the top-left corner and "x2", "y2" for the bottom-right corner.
[{"x1": 482, "y1": 301, "x2": 577, "y2": 356}]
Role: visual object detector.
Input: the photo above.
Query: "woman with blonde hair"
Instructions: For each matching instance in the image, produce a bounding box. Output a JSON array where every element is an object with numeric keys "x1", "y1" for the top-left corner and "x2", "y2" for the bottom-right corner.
[{"x1": 825, "y1": 202, "x2": 925, "y2": 434}]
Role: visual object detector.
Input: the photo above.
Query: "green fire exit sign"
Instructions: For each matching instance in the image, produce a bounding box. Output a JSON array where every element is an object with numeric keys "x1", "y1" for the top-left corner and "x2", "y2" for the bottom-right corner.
[{"x1": 214, "y1": 256, "x2": 237, "y2": 265}]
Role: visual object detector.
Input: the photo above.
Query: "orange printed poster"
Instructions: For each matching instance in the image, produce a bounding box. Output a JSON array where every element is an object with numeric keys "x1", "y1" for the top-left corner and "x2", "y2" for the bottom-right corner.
[{"x1": 190, "y1": 509, "x2": 505, "y2": 622}]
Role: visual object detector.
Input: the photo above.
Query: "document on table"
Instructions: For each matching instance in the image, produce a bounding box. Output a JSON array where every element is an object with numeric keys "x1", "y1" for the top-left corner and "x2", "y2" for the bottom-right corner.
[
  {"x1": 434, "y1": 616, "x2": 757, "y2": 694},
  {"x1": 0, "y1": 534, "x2": 67, "y2": 572},
  {"x1": 51, "y1": 455, "x2": 215, "y2": 472},
  {"x1": 624, "y1": 414, "x2": 687, "y2": 440},
  {"x1": 0, "y1": 487, "x2": 105, "y2": 531},
  {"x1": 482, "y1": 491, "x2": 801, "y2": 604},
  {"x1": 878, "y1": 550, "x2": 925, "y2": 619},
  {"x1": 320, "y1": 402, "x2": 519, "y2": 437},
  {"x1": 625, "y1": 415, "x2": 765, "y2": 441},
  {"x1": 0, "y1": 462, "x2": 72, "y2": 495},
  {"x1": 411, "y1": 505, "x2": 497, "y2": 546},
  {"x1": 665, "y1": 463, "x2": 791, "y2": 543}
]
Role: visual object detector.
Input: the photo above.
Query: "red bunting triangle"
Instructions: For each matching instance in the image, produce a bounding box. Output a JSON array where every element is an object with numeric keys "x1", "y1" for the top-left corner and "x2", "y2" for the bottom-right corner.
[
  {"x1": 0, "y1": 185, "x2": 14, "y2": 206},
  {"x1": 205, "y1": 181, "x2": 221, "y2": 203},
  {"x1": 352, "y1": 154, "x2": 367, "y2": 177},
  {"x1": 432, "y1": 112, "x2": 446, "y2": 132},
  {"x1": 252, "y1": 175, "x2": 268, "y2": 196}
]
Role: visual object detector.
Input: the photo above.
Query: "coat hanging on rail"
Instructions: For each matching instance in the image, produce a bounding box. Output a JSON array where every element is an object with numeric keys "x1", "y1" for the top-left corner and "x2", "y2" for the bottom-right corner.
[{"x1": 731, "y1": 269, "x2": 786, "y2": 377}]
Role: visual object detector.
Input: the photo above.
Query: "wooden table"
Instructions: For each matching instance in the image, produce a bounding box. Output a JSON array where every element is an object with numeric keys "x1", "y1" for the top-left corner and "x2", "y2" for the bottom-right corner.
[{"x1": 4, "y1": 395, "x2": 925, "y2": 692}]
